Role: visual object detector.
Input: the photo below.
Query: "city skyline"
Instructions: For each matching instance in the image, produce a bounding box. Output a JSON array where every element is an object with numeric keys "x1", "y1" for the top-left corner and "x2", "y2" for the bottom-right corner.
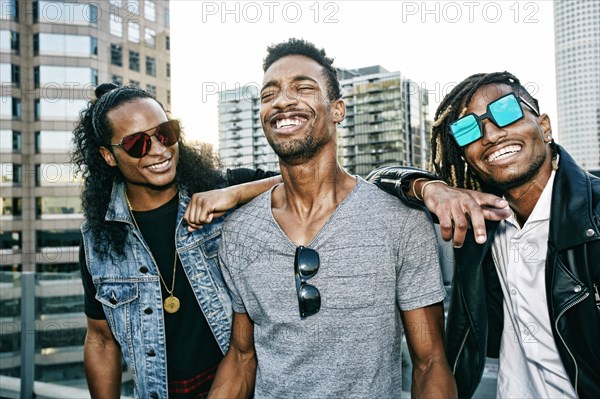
[{"x1": 171, "y1": 1, "x2": 557, "y2": 150}]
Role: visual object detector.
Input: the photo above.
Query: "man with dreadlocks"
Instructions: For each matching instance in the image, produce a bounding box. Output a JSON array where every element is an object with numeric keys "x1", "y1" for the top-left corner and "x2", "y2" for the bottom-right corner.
[
  {"x1": 368, "y1": 72, "x2": 600, "y2": 398},
  {"x1": 73, "y1": 83, "x2": 279, "y2": 398}
]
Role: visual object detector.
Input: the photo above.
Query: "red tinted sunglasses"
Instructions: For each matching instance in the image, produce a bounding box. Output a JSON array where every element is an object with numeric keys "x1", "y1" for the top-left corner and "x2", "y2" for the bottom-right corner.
[{"x1": 110, "y1": 120, "x2": 180, "y2": 158}]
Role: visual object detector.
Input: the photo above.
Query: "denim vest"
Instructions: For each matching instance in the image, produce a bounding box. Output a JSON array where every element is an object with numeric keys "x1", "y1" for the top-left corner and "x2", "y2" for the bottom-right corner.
[{"x1": 81, "y1": 182, "x2": 232, "y2": 399}]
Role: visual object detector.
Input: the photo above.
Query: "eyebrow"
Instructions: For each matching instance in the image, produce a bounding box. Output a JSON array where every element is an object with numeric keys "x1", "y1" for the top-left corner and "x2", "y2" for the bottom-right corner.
[{"x1": 261, "y1": 75, "x2": 320, "y2": 93}]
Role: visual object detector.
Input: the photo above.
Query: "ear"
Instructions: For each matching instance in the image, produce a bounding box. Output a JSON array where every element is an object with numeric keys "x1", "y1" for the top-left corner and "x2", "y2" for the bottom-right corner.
[
  {"x1": 538, "y1": 113, "x2": 552, "y2": 142},
  {"x1": 99, "y1": 146, "x2": 118, "y2": 167},
  {"x1": 332, "y1": 99, "x2": 346, "y2": 123}
]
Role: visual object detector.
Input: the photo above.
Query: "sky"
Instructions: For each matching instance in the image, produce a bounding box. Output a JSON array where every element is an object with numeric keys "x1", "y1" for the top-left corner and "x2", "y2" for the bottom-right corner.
[{"x1": 170, "y1": 0, "x2": 557, "y2": 149}]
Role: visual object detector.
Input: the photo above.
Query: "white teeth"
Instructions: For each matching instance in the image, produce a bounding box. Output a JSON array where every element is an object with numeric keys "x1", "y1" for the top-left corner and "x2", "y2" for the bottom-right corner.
[
  {"x1": 488, "y1": 145, "x2": 522, "y2": 162},
  {"x1": 148, "y1": 159, "x2": 169, "y2": 170},
  {"x1": 275, "y1": 118, "x2": 302, "y2": 129}
]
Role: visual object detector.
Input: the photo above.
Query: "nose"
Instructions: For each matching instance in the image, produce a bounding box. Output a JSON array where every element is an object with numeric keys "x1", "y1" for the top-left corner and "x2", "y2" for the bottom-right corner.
[
  {"x1": 146, "y1": 134, "x2": 168, "y2": 155},
  {"x1": 271, "y1": 85, "x2": 299, "y2": 109},
  {"x1": 480, "y1": 120, "x2": 507, "y2": 146}
]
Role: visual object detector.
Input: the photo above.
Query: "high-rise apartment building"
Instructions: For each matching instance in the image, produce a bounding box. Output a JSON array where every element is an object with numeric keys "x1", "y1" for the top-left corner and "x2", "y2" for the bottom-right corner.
[
  {"x1": 1, "y1": 0, "x2": 170, "y2": 389},
  {"x1": 339, "y1": 66, "x2": 430, "y2": 176},
  {"x1": 554, "y1": 0, "x2": 600, "y2": 171},
  {"x1": 218, "y1": 85, "x2": 279, "y2": 172},
  {"x1": 218, "y1": 66, "x2": 430, "y2": 177}
]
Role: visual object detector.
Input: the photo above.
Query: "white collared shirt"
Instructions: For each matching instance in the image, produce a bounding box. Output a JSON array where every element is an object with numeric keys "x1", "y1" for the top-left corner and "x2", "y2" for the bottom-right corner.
[{"x1": 491, "y1": 167, "x2": 577, "y2": 398}]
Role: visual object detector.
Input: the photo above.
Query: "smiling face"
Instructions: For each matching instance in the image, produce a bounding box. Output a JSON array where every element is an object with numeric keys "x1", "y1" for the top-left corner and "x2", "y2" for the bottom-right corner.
[
  {"x1": 99, "y1": 98, "x2": 179, "y2": 191},
  {"x1": 259, "y1": 54, "x2": 344, "y2": 164},
  {"x1": 461, "y1": 84, "x2": 553, "y2": 190}
]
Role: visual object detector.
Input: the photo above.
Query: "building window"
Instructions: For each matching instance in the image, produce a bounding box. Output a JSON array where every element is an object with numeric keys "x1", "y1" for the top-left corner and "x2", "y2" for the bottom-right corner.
[
  {"x1": 11, "y1": 98, "x2": 21, "y2": 120},
  {"x1": 0, "y1": 231, "x2": 21, "y2": 251},
  {"x1": 167, "y1": 90, "x2": 171, "y2": 104},
  {"x1": 1, "y1": 30, "x2": 20, "y2": 54},
  {"x1": 1, "y1": 163, "x2": 22, "y2": 185},
  {"x1": 128, "y1": 0, "x2": 140, "y2": 14},
  {"x1": 34, "y1": 1, "x2": 97, "y2": 25},
  {"x1": 144, "y1": 28, "x2": 156, "y2": 49},
  {"x1": 128, "y1": 22, "x2": 140, "y2": 43},
  {"x1": 34, "y1": 33, "x2": 97, "y2": 57},
  {"x1": 1, "y1": 197, "x2": 22, "y2": 217},
  {"x1": 0, "y1": 130, "x2": 21, "y2": 153},
  {"x1": 35, "y1": 163, "x2": 81, "y2": 186},
  {"x1": 91, "y1": 36, "x2": 98, "y2": 55},
  {"x1": 129, "y1": 50, "x2": 140, "y2": 71},
  {"x1": 164, "y1": 7, "x2": 170, "y2": 27},
  {"x1": 146, "y1": 56, "x2": 156, "y2": 77},
  {"x1": 36, "y1": 196, "x2": 83, "y2": 219},
  {"x1": 146, "y1": 84, "x2": 156, "y2": 97},
  {"x1": 35, "y1": 66, "x2": 98, "y2": 87},
  {"x1": 129, "y1": 79, "x2": 140, "y2": 87},
  {"x1": 36, "y1": 230, "x2": 81, "y2": 249},
  {"x1": 110, "y1": 13, "x2": 122, "y2": 37},
  {"x1": 35, "y1": 131, "x2": 73, "y2": 153},
  {"x1": 34, "y1": 99, "x2": 87, "y2": 122},
  {"x1": 145, "y1": 0, "x2": 156, "y2": 21},
  {"x1": 11, "y1": 64, "x2": 19, "y2": 85},
  {"x1": 111, "y1": 44, "x2": 123, "y2": 66},
  {"x1": 112, "y1": 74, "x2": 123, "y2": 86},
  {"x1": 0, "y1": 0, "x2": 18, "y2": 21},
  {"x1": 165, "y1": 35, "x2": 170, "y2": 51},
  {"x1": 166, "y1": 62, "x2": 171, "y2": 78}
]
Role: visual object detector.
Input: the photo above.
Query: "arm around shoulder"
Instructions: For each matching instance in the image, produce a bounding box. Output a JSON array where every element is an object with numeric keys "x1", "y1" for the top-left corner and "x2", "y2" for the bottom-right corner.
[{"x1": 208, "y1": 312, "x2": 257, "y2": 399}]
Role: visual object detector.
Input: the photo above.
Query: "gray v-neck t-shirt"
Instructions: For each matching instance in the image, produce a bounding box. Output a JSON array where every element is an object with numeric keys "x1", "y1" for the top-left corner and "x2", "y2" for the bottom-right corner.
[{"x1": 219, "y1": 177, "x2": 445, "y2": 398}]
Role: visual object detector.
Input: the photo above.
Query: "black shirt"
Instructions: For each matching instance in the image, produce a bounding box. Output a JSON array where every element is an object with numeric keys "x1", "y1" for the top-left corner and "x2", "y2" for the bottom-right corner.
[{"x1": 80, "y1": 194, "x2": 223, "y2": 398}]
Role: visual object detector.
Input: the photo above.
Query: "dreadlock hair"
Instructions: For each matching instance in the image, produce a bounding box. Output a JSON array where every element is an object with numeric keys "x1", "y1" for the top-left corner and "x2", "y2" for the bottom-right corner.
[
  {"x1": 430, "y1": 71, "x2": 540, "y2": 193},
  {"x1": 72, "y1": 83, "x2": 223, "y2": 259},
  {"x1": 263, "y1": 38, "x2": 341, "y2": 101}
]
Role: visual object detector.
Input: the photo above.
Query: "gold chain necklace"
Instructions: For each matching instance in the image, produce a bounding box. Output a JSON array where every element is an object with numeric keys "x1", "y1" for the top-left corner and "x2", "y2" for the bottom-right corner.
[{"x1": 126, "y1": 193, "x2": 180, "y2": 314}]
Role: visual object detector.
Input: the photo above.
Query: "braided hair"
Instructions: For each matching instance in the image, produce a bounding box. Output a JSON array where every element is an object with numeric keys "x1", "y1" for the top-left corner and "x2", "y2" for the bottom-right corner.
[
  {"x1": 430, "y1": 71, "x2": 540, "y2": 192},
  {"x1": 72, "y1": 83, "x2": 223, "y2": 258}
]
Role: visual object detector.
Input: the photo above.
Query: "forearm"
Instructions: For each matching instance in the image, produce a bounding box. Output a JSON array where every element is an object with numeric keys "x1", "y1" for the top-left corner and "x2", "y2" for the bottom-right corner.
[
  {"x1": 227, "y1": 174, "x2": 282, "y2": 205},
  {"x1": 83, "y1": 333, "x2": 122, "y2": 398},
  {"x1": 411, "y1": 357, "x2": 457, "y2": 399},
  {"x1": 208, "y1": 348, "x2": 257, "y2": 399}
]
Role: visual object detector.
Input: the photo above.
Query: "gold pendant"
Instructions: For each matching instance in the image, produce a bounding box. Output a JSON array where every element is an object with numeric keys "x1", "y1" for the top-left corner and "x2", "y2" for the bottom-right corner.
[{"x1": 164, "y1": 295, "x2": 180, "y2": 314}]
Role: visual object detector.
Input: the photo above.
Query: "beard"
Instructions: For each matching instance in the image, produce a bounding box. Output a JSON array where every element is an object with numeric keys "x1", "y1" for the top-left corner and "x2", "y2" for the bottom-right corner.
[
  {"x1": 266, "y1": 126, "x2": 328, "y2": 164},
  {"x1": 480, "y1": 150, "x2": 547, "y2": 190}
]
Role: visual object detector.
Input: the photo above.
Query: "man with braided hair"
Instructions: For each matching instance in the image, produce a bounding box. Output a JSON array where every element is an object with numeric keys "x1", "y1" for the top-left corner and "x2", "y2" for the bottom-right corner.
[
  {"x1": 74, "y1": 83, "x2": 279, "y2": 398},
  {"x1": 368, "y1": 72, "x2": 600, "y2": 398}
]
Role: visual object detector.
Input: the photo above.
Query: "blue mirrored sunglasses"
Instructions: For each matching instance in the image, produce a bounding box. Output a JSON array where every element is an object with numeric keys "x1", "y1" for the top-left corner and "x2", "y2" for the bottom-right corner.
[{"x1": 450, "y1": 93, "x2": 539, "y2": 147}]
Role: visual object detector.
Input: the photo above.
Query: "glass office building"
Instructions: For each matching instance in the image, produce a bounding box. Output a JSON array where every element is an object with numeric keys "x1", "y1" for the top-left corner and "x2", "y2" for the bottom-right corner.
[{"x1": 554, "y1": 0, "x2": 600, "y2": 171}]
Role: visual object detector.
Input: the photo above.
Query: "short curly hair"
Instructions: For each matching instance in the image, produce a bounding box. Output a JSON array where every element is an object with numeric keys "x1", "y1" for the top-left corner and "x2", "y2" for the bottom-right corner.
[{"x1": 263, "y1": 37, "x2": 341, "y2": 101}]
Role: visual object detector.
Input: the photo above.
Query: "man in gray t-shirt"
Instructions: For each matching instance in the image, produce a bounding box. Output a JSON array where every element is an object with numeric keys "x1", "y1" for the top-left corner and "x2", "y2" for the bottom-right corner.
[{"x1": 208, "y1": 39, "x2": 457, "y2": 399}]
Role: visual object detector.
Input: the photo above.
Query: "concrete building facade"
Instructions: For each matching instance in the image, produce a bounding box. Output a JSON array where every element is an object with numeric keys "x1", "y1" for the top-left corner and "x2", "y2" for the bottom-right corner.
[{"x1": 1, "y1": 0, "x2": 170, "y2": 389}]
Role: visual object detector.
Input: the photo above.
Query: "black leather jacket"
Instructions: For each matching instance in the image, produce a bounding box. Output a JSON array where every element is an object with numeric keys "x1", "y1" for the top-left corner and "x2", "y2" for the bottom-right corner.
[{"x1": 367, "y1": 146, "x2": 600, "y2": 398}]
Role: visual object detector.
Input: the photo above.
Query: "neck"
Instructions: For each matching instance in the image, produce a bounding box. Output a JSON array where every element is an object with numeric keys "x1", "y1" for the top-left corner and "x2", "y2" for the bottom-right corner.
[
  {"x1": 125, "y1": 182, "x2": 178, "y2": 211},
  {"x1": 275, "y1": 145, "x2": 355, "y2": 214},
  {"x1": 504, "y1": 166, "x2": 553, "y2": 227}
]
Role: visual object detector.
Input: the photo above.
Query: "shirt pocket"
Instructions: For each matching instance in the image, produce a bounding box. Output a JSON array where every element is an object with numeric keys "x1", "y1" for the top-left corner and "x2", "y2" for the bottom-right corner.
[{"x1": 95, "y1": 282, "x2": 139, "y2": 336}]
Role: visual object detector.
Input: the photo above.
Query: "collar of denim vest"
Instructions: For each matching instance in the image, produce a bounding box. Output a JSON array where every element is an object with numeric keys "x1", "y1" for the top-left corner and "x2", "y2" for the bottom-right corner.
[{"x1": 104, "y1": 181, "x2": 135, "y2": 224}]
